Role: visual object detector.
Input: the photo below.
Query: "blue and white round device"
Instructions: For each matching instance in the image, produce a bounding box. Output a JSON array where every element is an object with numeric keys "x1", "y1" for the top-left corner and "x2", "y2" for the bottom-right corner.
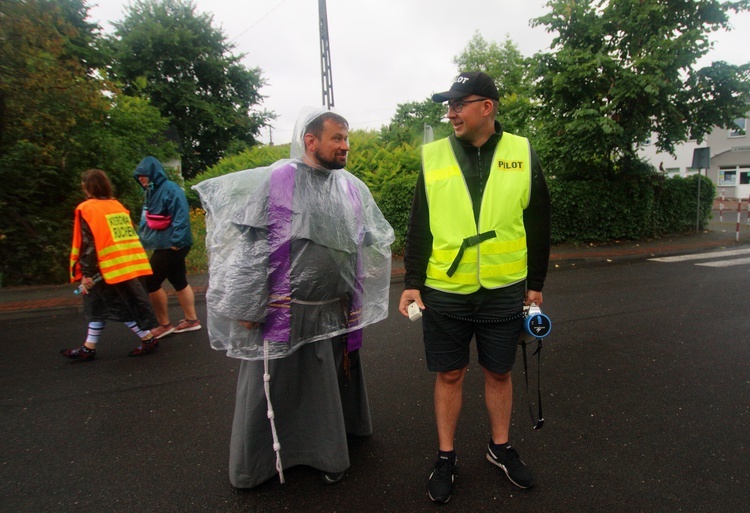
[{"x1": 524, "y1": 305, "x2": 552, "y2": 339}]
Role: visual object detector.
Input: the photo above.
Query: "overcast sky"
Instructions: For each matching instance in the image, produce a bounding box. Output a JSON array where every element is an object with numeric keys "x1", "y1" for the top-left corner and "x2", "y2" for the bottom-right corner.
[{"x1": 87, "y1": 0, "x2": 750, "y2": 146}]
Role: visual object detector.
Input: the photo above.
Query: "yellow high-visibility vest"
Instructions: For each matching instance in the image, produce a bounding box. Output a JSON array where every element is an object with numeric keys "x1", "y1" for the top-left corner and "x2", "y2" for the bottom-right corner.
[
  {"x1": 70, "y1": 199, "x2": 152, "y2": 284},
  {"x1": 422, "y1": 133, "x2": 530, "y2": 293}
]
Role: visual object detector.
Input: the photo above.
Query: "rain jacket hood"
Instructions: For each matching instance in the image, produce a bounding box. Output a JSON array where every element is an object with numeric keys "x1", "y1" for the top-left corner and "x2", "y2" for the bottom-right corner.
[
  {"x1": 133, "y1": 156, "x2": 193, "y2": 250},
  {"x1": 133, "y1": 156, "x2": 168, "y2": 188}
]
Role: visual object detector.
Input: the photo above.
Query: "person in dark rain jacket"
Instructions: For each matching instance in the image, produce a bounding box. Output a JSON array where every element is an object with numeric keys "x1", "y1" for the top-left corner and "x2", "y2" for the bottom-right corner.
[{"x1": 133, "y1": 156, "x2": 201, "y2": 338}]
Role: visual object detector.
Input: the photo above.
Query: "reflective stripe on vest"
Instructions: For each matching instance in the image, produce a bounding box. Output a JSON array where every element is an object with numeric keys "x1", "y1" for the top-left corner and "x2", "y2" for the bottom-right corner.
[
  {"x1": 263, "y1": 163, "x2": 364, "y2": 351},
  {"x1": 70, "y1": 199, "x2": 152, "y2": 284},
  {"x1": 422, "y1": 133, "x2": 531, "y2": 293}
]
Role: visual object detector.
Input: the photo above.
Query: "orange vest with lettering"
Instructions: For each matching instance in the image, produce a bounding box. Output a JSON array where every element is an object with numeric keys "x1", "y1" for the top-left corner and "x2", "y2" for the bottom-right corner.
[{"x1": 70, "y1": 199, "x2": 152, "y2": 284}]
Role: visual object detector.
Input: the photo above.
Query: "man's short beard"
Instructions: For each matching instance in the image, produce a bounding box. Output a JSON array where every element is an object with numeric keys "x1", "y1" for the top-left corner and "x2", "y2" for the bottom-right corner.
[{"x1": 315, "y1": 150, "x2": 346, "y2": 170}]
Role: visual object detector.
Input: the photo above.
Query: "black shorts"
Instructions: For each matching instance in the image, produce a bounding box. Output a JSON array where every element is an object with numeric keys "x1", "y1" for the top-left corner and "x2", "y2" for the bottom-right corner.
[
  {"x1": 143, "y1": 247, "x2": 191, "y2": 293},
  {"x1": 421, "y1": 282, "x2": 525, "y2": 374}
]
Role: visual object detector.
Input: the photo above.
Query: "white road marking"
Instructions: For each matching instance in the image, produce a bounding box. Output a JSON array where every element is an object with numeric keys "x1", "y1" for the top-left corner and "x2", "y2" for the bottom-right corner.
[
  {"x1": 695, "y1": 257, "x2": 750, "y2": 267},
  {"x1": 648, "y1": 248, "x2": 750, "y2": 263}
]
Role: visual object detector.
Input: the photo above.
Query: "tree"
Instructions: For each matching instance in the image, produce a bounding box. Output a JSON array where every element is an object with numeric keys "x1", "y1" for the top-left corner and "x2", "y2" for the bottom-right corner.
[
  {"x1": 381, "y1": 34, "x2": 538, "y2": 148},
  {"x1": 347, "y1": 129, "x2": 422, "y2": 189},
  {"x1": 110, "y1": 0, "x2": 273, "y2": 178},
  {"x1": 532, "y1": 0, "x2": 750, "y2": 179},
  {"x1": 82, "y1": 94, "x2": 177, "y2": 214},
  {"x1": 0, "y1": 0, "x2": 177, "y2": 285},
  {"x1": 0, "y1": 0, "x2": 111, "y2": 284},
  {"x1": 51, "y1": 0, "x2": 111, "y2": 71},
  {"x1": 453, "y1": 32, "x2": 537, "y2": 136},
  {"x1": 379, "y1": 99, "x2": 450, "y2": 147}
]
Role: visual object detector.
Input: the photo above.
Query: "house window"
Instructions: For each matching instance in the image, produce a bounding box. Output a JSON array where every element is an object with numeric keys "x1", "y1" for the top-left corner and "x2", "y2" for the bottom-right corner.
[
  {"x1": 741, "y1": 168, "x2": 750, "y2": 185},
  {"x1": 719, "y1": 169, "x2": 737, "y2": 186},
  {"x1": 729, "y1": 118, "x2": 746, "y2": 138}
]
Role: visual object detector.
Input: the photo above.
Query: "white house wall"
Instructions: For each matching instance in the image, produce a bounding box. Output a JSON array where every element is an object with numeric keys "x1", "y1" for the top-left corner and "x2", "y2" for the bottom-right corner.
[
  {"x1": 637, "y1": 139, "x2": 704, "y2": 177},
  {"x1": 638, "y1": 110, "x2": 750, "y2": 199},
  {"x1": 709, "y1": 148, "x2": 750, "y2": 200}
]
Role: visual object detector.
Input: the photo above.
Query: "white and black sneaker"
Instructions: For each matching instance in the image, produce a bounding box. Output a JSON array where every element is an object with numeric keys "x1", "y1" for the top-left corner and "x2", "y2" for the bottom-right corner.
[
  {"x1": 486, "y1": 442, "x2": 535, "y2": 489},
  {"x1": 428, "y1": 453, "x2": 457, "y2": 503},
  {"x1": 322, "y1": 471, "x2": 345, "y2": 485}
]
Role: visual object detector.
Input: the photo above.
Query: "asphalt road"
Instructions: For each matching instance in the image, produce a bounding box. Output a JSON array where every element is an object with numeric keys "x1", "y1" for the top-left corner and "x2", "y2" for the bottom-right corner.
[{"x1": 1, "y1": 250, "x2": 749, "y2": 513}]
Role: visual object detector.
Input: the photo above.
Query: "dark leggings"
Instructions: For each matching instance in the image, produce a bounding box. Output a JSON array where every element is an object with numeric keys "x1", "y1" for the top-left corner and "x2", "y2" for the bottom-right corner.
[{"x1": 143, "y1": 247, "x2": 191, "y2": 293}]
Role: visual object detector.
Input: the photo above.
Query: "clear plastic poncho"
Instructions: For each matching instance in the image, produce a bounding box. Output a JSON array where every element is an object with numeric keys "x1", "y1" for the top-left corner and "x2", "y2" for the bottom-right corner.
[{"x1": 192, "y1": 108, "x2": 394, "y2": 361}]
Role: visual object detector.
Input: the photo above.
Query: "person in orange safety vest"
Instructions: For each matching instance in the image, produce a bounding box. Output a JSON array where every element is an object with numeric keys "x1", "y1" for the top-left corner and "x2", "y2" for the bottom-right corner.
[{"x1": 62, "y1": 169, "x2": 160, "y2": 361}]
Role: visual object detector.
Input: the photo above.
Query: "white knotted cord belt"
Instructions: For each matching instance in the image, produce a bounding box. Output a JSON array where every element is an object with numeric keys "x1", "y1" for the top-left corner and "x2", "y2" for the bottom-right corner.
[{"x1": 263, "y1": 339, "x2": 285, "y2": 483}]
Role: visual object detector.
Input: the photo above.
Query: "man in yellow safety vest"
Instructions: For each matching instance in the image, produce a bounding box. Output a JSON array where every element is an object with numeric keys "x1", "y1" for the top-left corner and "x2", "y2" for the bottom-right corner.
[{"x1": 398, "y1": 71, "x2": 551, "y2": 504}]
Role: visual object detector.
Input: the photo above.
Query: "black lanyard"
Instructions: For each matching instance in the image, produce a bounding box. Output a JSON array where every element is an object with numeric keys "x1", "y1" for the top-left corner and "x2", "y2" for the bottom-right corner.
[{"x1": 520, "y1": 337, "x2": 545, "y2": 430}]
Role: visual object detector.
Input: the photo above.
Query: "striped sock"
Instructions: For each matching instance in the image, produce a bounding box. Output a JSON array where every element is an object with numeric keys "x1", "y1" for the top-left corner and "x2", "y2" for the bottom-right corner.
[
  {"x1": 86, "y1": 321, "x2": 105, "y2": 344},
  {"x1": 125, "y1": 321, "x2": 151, "y2": 340}
]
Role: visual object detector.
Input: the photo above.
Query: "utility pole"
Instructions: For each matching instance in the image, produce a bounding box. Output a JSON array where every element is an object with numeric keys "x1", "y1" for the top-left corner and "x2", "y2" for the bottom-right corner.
[{"x1": 318, "y1": 0, "x2": 334, "y2": 109}]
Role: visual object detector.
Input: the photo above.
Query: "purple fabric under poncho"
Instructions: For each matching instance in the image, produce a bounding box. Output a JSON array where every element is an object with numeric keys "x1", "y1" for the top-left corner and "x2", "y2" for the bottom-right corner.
[{"x1": 192, "y1": 111, "x2": 393, "y2": 361}]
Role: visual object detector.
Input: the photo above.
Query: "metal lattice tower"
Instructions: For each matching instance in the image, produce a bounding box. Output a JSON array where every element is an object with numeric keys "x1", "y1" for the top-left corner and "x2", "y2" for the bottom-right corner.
[{"x1": 318, "y1": 0, "x2": 334, "y2": 109}]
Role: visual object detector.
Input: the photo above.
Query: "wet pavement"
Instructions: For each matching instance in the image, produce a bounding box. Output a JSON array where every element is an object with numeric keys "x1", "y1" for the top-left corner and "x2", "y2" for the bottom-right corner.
[{"x1": 2, "y1": 206, "x2": 749, "y2": 513}]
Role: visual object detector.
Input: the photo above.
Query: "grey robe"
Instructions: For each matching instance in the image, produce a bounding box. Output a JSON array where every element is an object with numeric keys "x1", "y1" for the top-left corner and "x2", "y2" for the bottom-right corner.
[
  {"x1": 194, "y1": 160, "x2": 392, "y2": 488},
  {"x1": 229, "y1": 336, "x2": 371, "y2": 488}
]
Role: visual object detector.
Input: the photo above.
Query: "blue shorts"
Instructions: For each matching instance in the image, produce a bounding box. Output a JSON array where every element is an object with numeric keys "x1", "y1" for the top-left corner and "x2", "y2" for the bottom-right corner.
[{"x1": 421, "y1": 282, "x2": 525, "y2": 374}]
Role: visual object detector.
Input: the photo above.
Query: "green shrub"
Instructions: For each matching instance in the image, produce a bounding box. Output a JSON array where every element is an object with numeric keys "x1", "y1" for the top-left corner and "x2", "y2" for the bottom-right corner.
[
  {"x1": 186, "y1": 207, "x2": 207, "y2": 274},
  {"x1": 186, "y1": 145, "x2": 291, "y2": 206},
  {"x1": 376, "y1": 172, "x2": 418, "y2": 256},
  {"x1": 549, "y1": 172, "x2": 714, "y2": 244}
]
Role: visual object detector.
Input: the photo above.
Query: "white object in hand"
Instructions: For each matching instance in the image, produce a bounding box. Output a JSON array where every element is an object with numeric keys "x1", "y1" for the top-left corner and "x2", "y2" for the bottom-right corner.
[{"x1": 408, "y1": 302, "x2": 422, "y2": 321}]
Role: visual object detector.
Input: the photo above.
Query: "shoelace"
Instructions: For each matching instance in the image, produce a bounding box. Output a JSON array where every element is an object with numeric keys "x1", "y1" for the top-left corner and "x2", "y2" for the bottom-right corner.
[
  {"x1": 501, "y1": 447, "x2": 524, "y2": 470},
  {"x1": 432, "y1": 458, "x2": 455, "y2": 478}
]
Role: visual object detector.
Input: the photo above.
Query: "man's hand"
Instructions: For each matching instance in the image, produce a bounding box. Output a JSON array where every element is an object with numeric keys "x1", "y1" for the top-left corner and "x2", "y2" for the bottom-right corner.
[
  {"x1": 525, "y1": 290, "x2": 543, "y2": 307},
  {"x1": 399, "y1": 289, "x2": 424, "y2": 318},
  {"x1": 238, "y1": 320, "x2": 261, "y2": 330}
]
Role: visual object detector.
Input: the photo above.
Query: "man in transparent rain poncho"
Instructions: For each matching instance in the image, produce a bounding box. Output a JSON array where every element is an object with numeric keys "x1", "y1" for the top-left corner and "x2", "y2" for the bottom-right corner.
[{"x1": 193, "y1": 108, "x2": 394, "y2": 488}]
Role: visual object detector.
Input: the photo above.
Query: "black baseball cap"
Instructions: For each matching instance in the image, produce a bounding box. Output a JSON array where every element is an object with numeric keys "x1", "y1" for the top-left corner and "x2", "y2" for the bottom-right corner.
[{"x1": 432, "y1": 71, "x2": 499, "y2": 103}]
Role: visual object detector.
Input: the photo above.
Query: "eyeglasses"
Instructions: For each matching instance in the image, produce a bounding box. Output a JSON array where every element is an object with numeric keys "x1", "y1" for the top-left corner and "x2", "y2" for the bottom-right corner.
[{"x1": 446, "y1": 98, "x2": 487, "y2": 113}]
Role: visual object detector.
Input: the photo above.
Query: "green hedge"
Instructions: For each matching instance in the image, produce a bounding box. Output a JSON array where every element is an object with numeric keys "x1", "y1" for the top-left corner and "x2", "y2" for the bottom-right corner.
[
  {"x1": 187, "y1": 139, "x2": 715, "y2": 256},
  {"x1": 548, "y1": 173, "x2": 714, "y2": 244},
  {"x1": 185, "y1": 145, "x2": 291, "y2": 206},
  {"x1": 375, "y1": 172, "x2": 418, "y2": 256}
]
